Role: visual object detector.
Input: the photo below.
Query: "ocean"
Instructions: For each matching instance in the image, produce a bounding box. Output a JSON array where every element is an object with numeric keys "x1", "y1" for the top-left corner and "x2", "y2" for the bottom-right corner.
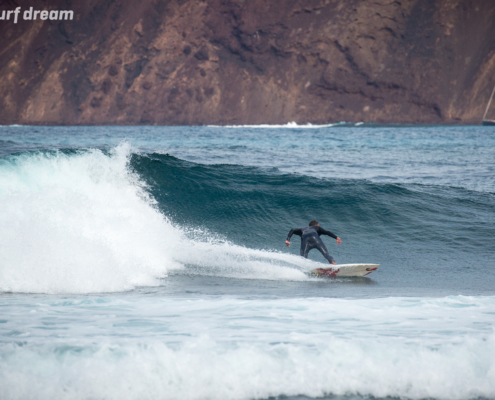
[{"x1": 0, "y1": 124, "x2": 494, "y2": 400}]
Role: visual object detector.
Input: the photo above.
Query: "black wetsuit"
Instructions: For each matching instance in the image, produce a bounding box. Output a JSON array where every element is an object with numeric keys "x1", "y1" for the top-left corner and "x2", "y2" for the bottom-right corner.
[{"x1": 286, "y1": 226, "x2": 337, "y2": 263}]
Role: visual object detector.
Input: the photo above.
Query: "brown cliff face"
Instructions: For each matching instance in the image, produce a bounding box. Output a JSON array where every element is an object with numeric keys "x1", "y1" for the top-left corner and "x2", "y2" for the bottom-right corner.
[{"x1": 1, "y1": 0, "x2": 495, "y2": 125}]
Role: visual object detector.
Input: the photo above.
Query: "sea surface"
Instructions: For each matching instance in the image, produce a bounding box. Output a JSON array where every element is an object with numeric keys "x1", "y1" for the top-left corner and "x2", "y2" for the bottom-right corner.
[{"x1": 0, "y1": 123, "x2": 494, "y2": 400}]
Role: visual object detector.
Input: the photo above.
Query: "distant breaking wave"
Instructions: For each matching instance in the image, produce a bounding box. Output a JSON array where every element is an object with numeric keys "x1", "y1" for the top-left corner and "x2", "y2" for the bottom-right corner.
[{"x1": 208, "y1": 121, "x2": 357, "y2": 128}]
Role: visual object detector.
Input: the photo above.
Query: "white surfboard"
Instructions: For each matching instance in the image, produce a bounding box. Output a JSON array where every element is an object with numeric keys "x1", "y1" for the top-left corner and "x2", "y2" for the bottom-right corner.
[{"x1": 307, "y1": 263, "x2": 379, "y2": 277}]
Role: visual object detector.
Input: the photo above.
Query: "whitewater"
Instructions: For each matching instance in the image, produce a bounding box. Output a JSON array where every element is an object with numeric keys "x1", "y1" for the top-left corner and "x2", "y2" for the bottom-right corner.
[{"x1": 0, "y1": 124, "x2": 494, "y2": 400}]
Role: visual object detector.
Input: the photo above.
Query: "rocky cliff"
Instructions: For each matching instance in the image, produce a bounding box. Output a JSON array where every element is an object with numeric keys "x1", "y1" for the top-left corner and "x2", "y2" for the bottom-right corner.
[{"x1": 1, "y1": 0, "x2": 495, "y2": 125}]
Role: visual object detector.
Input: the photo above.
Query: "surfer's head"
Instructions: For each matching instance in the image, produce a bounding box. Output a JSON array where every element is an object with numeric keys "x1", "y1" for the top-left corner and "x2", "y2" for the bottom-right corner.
[{"x1": 309, "y1": 220, "x2": 319, "y2": 227}]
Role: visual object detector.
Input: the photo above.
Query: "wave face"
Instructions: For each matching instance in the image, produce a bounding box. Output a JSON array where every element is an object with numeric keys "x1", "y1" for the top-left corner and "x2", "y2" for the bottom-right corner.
[
  {"x1": 1, "y1": 144, "x2": 494, "y2": 294},
  {"x1": 132, "y1": 152, "x2": 495, "y2": 279}
]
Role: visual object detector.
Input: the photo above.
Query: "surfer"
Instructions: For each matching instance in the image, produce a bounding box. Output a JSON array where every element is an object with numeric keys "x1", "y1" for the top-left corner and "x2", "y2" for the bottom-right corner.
[{"x1": 285, "y1": 220, "x2": 342, "y2": 265}]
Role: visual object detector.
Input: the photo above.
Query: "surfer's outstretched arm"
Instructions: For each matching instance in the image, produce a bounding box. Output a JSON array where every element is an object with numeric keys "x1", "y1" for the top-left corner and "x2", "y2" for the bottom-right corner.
[
  {"x1": 317, "y1": 227, "x2": 342, "y2": 244},
  {"x1": 285, "y1": 228, "x2": 302, "y2": 246}
]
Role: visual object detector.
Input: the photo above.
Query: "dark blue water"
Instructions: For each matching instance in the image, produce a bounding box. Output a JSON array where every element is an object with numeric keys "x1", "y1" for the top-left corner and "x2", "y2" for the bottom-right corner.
[{"x1": 0, "y1": 124, "x2": 494, "y2": 400}]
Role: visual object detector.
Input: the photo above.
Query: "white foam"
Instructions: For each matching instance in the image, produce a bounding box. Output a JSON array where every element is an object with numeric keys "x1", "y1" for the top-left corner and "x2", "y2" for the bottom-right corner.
[
  {"x1": 0, "y1": 144, "x2": 184, "y2": 293},
  {"x1": 0, "y1": 296, "x2": 494, "y2": 400},
  {"x1": 172, "y1": 236, "x2": 311, "y2": 280},
  {"x1": 0, "y1": 145, "x2": 309, "y2": 294}
]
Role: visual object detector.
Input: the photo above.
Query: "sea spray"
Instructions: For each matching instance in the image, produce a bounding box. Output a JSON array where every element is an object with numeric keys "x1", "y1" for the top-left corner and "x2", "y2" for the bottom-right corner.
[{"x1": 0, "y1": 144, "x2": 182, "y2": 293}]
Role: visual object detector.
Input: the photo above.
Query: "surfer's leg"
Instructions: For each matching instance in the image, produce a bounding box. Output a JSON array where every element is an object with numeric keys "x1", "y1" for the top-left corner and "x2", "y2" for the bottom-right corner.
[
  {"x1": 315, "y1": 241, "x2": 335, "y2": 264},
  {"x1": 300, "y1": 240, "x2": 311, "y2": 258},
  {"x1": 300, "y1": 236, "x2": 316, "y2": 258}
]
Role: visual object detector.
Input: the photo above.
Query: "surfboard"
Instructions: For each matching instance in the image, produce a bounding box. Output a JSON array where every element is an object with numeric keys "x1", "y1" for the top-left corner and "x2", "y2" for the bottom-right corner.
[{"x1": 307, "y1": 263, "x2": 379, "y2": 277}]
